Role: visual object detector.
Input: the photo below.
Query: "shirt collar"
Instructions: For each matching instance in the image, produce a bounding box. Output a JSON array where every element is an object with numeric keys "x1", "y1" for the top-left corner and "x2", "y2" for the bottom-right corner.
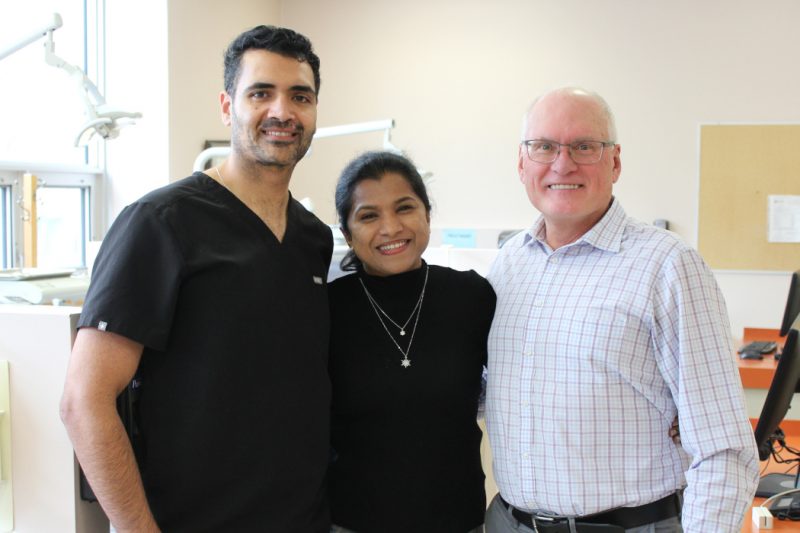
[{"x1": 524, "y1": 197, "x2": 626, "y2": 253}]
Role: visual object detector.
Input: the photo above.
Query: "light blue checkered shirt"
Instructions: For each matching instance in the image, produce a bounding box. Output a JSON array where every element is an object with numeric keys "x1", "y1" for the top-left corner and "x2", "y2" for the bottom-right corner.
[{"x1": 486, "y1": 199, "x2": 759, "y2": 532}]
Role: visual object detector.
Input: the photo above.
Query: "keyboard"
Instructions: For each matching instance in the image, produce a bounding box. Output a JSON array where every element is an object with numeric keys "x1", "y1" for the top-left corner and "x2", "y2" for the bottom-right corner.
[{"x1": 738, "y1": 341, "x2": 778, "y2": 354}]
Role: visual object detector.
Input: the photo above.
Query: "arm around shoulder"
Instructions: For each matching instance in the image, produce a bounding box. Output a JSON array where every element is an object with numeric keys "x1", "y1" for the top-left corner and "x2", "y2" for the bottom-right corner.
[{"x1": 60, "y1": 328, "x2": 160, "y2": 533}]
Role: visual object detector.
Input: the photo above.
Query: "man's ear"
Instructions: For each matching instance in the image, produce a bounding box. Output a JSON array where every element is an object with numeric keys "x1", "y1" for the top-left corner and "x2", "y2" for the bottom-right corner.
[
  {"x1": 611, "y1": 143, "x2": 622, "y2": 184},
  {"x1": 220, "y1": 91, "x2": 232, "y2": 127}
]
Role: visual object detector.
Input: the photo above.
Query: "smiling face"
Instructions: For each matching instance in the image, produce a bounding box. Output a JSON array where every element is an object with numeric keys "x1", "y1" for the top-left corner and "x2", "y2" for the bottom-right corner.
[
  {"x1": 222, "y1": 49, "x2": 317, "y2": 170},
  {"x1": 344, "y1": 172, "x2": 431, "y2": 277},
  {"x1": 519, "y1": 90, "x2": 621, "y2": 245}
]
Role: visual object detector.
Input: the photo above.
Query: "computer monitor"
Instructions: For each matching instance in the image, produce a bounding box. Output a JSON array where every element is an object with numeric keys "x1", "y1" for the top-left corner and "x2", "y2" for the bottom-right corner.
[
  {"x1": 753, "y1": 328, "x2": 800, "y2": 496},
  {"x1": 779, "y1": 270, "x2": 800, "y2": 337}
]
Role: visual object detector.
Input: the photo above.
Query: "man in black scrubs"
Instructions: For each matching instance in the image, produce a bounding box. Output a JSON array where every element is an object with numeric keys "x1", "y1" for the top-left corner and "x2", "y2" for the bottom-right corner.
[{"x1": 60, "y1": 26, "x2": 332, "y2": 533}]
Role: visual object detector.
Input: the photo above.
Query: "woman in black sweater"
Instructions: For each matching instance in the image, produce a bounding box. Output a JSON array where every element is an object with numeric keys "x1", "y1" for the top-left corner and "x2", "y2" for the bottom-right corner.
[{"x1": 328, "y1": 151, "x2": 496, "y2": 533}]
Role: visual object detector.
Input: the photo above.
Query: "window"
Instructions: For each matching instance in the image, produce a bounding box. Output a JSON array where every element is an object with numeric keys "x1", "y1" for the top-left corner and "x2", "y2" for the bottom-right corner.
[
  {"x1": 0, "y1": 167, "x2": 101, "y2": 270},
  {"x1": 36, "y1": 183, "x2": 92, "y2": 269},
  {"x1": 0, "y1": 2, "x2": 92, "y2": 166},
  {"x1": 0, "y1": 2, "x2": 105, "y2": 270}
]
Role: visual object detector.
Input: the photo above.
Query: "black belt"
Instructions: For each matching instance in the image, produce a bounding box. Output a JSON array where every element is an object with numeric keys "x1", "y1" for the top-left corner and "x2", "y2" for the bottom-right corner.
[{"x1": 500, "y1": 492, "x2": 681, "y2": 532}]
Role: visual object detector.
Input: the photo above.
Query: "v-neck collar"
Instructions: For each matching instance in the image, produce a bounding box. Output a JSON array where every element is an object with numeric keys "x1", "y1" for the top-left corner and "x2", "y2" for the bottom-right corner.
[{"x1": 199, "y1": 172, "x2": 295, "y2": 246}]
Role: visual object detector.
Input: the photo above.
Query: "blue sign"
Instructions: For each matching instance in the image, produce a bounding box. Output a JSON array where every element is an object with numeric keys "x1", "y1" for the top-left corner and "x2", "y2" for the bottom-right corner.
[{"x1": 442, "y1": 228, "x2": 477, "y2": 248}]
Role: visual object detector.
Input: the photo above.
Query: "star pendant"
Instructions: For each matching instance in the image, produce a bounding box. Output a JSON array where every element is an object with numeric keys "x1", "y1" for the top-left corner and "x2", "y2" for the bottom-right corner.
[{"x1": 400, "y1": 358, "x2": 411, "y2": 368}]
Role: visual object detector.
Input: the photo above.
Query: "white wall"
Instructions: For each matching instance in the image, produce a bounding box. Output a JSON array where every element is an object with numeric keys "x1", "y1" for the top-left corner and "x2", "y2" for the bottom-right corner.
[
  {"x1": 278, "y1": 0, "x2": 800, "y2": 236},
  {"x1": 161, "y1": 0, "x2": 800, "y2": 240}
]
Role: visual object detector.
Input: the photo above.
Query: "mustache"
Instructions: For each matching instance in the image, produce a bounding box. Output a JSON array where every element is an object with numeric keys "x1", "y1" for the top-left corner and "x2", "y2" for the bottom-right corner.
[{"x1": 259, "y1": 119, "x2": 302, "y2": 132}]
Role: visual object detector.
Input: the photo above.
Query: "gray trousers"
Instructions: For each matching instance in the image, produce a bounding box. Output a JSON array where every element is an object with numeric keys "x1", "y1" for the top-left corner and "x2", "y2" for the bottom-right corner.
[{"x1": 485, "y1": 494, "x2": 682, "y2": 533}]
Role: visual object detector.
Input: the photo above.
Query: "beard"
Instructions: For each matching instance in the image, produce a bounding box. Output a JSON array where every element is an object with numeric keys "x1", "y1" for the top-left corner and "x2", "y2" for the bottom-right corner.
[{"x1": 231, "y1": 117, "x2": 315, "y2": 169}]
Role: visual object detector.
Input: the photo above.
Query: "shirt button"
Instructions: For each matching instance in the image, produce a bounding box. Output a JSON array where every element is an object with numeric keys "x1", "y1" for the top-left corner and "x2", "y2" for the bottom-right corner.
[
  {"x1": 550, "y1": 256, "x2": 559, "y2": 264},
  {"x1": 533, "y1": 299, "x2": 544, "y2": 307},
  {"x1": 521, "y1": 401, "x2": 530, "y2": 407},
  {"x1": 522, "y1": 453, "x2": 530, "y2": 458}
]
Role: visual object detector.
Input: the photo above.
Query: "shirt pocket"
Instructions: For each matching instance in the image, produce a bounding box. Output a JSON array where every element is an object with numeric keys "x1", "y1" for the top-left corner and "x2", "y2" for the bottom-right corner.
[{"x1": 574, "y1": 306, "x2": 630, "y2": 370}]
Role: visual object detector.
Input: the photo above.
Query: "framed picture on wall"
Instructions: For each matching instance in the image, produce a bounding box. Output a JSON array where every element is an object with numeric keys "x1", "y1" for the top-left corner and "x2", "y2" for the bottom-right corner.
[{"x1": 202, "y1": 140, "x2": 230, "y2": 169}]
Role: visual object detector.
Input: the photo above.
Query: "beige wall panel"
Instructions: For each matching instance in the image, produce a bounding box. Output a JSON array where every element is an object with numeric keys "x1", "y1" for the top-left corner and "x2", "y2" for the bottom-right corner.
[{"x1": 699, "y1": 125, "x2": 800, "y2": 270}]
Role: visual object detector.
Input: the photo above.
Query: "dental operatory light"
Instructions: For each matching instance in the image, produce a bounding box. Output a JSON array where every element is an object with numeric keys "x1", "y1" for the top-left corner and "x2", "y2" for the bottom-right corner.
[
  {"x1": 193, "y1": 118, "x2": 434, "y2": 185},
  {"x1": 0, "y1": 13, "x2": 142, "y2": 146}
]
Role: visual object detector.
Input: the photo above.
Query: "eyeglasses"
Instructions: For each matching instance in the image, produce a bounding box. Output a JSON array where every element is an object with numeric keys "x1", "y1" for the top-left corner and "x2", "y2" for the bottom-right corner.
[{"x1": 521, "y1": 139, "x2": 616, "y2": 165}]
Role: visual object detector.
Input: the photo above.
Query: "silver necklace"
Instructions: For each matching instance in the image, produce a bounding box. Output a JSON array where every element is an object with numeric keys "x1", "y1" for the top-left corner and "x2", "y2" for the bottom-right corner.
[
  {"x1": 361, "y1": 280, "x2": 424, "y2": 336},
  {"x1": 214, "y1": 166, "x2": 228, "y2": 189},
  {"x1": 358, "y1": 265, "x2": 429, "y2": 368}
]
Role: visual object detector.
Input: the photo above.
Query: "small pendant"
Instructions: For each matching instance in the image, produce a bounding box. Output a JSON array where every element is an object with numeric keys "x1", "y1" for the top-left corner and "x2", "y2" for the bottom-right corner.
[
  {"x1": 401, "y1": 358, "x2": 411, "y2": 368},
  {"x1": 400, "y1": 329, "x2": 406, "y2": 336}
]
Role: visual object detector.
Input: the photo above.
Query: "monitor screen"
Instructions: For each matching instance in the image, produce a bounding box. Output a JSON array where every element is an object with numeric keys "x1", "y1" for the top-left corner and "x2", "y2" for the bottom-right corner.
[
  {"x1": 754, "y1": 329, "x2": 800, "y2": 461},
  {"x1": 780, "y1": 270, "x2": 800, "y2": 337},
  {"x1": 753, "y1": 329, "x2": 800, "y2": 497}
]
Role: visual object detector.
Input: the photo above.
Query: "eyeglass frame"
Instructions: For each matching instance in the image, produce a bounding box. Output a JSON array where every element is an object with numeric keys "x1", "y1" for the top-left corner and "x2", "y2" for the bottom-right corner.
[{"x1": 520, "y1": 139, "x2": 617, "y2": 165}]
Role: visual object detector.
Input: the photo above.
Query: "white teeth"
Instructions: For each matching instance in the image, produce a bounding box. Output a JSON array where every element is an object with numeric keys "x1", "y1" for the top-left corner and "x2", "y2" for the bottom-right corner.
[
  {"x1": 549, "y1": 184, "x2": 581, "y2": 190},
  {"x1": 264, "y1": 131, "x2": 293, "y2": 137},
  {"x1": 379, "y1": 241, "x2": 407, "y2": 251}
]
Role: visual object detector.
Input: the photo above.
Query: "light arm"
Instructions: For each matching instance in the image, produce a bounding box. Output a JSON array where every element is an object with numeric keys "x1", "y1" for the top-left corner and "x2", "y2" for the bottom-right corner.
[
  {"x1": 42, "y1": 27, "x2": 142, "y2": 145},
  {"x1": 0, "y1": 12, "x2": 141, "y2": 146},
  {"x1": 0, "y1": 13, "x2": 62, "y2": 62}
]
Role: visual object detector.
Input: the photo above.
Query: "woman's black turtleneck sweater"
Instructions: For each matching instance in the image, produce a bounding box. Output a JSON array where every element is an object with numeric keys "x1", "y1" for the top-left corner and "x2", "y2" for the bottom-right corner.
[{"x1": 328, "y1": 262, "x2": 496, "y2": 533}]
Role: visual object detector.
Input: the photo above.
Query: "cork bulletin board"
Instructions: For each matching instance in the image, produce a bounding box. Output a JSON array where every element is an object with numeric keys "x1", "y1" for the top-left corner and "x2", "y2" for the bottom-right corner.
[{"x1": 698, "y1": 124, "x2": 800, "y2": 270}]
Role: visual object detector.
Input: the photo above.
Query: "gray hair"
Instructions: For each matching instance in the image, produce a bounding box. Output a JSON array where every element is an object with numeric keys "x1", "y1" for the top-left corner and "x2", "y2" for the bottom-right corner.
[{"x1": 520, "y1": 86, "x2": 618, "y2": 142}]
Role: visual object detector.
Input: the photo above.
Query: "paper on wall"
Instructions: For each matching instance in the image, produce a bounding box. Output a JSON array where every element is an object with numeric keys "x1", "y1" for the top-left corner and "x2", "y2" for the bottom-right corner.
[{"x1": 768, "y1": 195, "x2": 800, "y2": 243}]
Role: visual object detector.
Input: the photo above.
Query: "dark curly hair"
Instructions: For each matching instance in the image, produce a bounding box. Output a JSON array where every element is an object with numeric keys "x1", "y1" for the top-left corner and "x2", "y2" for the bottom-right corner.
[{"x1": 223, "y1": 25, "x2": 320, "y2": 96}]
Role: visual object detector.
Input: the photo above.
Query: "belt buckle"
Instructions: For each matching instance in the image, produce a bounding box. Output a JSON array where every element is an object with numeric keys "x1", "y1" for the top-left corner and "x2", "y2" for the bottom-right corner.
[{"x1": 532, "y1": 513, "x2": 565, "y2": 532}]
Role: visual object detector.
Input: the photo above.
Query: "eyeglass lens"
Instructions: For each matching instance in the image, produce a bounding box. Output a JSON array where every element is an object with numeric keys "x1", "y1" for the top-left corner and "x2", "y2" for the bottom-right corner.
[{"x1": 526, "y1": 140, "x2": 606, "y2": 164}]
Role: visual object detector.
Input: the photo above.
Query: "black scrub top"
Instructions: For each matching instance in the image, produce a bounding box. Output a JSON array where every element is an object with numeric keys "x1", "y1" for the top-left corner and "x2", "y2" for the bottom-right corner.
[{"x1": 79, "y1": 172, "x2": 333, "y2": 532}]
